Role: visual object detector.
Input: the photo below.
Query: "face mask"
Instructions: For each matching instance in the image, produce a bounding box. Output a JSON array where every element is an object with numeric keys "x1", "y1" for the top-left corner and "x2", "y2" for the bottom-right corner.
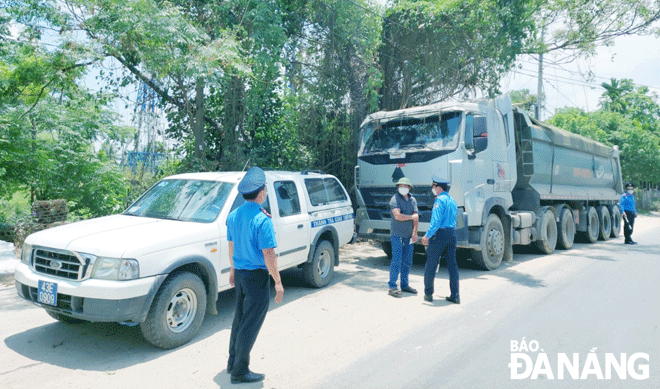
[
  {"x1": 432, "y1": 187, "x2": 439, "y2": 196},
  {"x1": 398, "y1": 187, "x2": 409, "y2": 196},
  {"x1": 627, "y1": 189, "x2": 634, "y2": 195}
]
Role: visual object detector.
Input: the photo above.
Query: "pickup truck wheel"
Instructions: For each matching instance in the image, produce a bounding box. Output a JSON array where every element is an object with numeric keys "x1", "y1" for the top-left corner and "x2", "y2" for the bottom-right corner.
[
  {"x1": 140, "y1": 272, "x2": 206, "y2": 349},
  {"x1": 303, "y1": 240, "x2": 335, "y2": 288},
  {"x1": 472, "y1": 214, "x2": 504, "y2": 270},
  {"x1": 536, "y1": 208, "x2": 557, "y2": 254},
  {"x1": 598, "y1": 206, "x2": 611, "y2": 241},
  {"x1": 610, "y1": 206, "x2": 622, "y2": 238},
  {"x1": 584, "y1": 206, "x2": 600, "y2": 243},
  {"x1": 557, "y1": 207, "x2": 575, "y2": 250},
  {"x1": 46, "y1": 310, "x2": 86, "y2": 324}
]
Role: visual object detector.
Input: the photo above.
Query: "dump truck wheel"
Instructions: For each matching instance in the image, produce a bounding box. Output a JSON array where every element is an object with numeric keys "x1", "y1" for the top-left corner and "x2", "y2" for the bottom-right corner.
[
  {"x1": 381, "y1": 241, "x2": 392, "y2": 259},
  {"x1": 584, "y1": 206, "x2": 600, "y2": 243},
  {"x1": 536, "y1": 208, "x2": 557, "y2": 254},
  {"x1": 472, "y1": 214, "x2": 504, "y2": 270},
  {"x1": 610, "y1": 206, "x2": 622, "y2": 238},
  {"x1": 598, "y1": 206, "x2": 611, "y2": 241},
  {"x1": 557, "y1": 207, "x2": 575, "y2": 250}
]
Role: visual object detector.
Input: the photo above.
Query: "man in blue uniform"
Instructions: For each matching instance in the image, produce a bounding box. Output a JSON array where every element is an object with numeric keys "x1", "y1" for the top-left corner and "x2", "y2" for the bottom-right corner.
[
  {"x1": 388, "y1": 177, "x2": 419, "y2": 297},
  {"x1": 421, "y1": 176, "x2": 459, "y2": 304},
  {"x1": 620, "y1": 182, "x2": 637, "y2": 245},
  {"x1": 226, "y1": 167, "x2": 284, "y2": 384}
]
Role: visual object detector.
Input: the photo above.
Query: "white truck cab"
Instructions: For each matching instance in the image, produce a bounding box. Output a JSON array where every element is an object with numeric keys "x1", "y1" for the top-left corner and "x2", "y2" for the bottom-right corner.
[{"x1": 15, "y1": 170, "x2": 354, "y2": 349}]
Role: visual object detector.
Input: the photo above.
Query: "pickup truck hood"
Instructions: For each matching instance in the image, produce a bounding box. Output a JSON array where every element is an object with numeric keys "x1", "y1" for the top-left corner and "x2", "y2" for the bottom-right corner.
[{"x1": 26, "y1": 215, "x2": 219, "y2": 258}]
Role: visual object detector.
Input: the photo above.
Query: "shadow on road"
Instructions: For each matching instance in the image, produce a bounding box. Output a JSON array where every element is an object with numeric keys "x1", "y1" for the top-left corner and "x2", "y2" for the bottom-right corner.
[
  {"x1": 341, "y1": 241, "x2": 550, "y2": 291},
  {"x1": 2, "y1": 265, "x2": 346, "y2": 372}
]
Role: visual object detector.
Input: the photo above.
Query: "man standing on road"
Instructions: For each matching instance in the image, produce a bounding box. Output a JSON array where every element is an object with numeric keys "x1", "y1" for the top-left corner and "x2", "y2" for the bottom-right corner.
[
  {"x1": 226, "y1": 166, "x2": 284, "y2": 384},
  {"x1": 387, "y1": 177, "x2": 419, "y2": 297},
  {"x1": 421, "y1": 176, "x2": 459, "y2": 304},
  {"x1": 620, "y1": 182, "x2": 638, "y2": 245}
]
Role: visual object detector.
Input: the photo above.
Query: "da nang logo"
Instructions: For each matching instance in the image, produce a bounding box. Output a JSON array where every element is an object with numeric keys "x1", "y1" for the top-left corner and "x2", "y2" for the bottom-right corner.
[{"x1": 509, "y1": 338, "x2": 649, "y2": 380}]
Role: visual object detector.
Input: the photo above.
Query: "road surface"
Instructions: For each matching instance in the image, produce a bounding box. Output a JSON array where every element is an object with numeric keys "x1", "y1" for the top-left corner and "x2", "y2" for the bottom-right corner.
[{"x1": 1, "y1": 215, "x2": 659, "y2": 388}]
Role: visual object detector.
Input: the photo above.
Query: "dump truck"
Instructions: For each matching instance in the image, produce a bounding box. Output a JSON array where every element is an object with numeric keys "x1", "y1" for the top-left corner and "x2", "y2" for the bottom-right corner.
[{"x1": 354, "y1": 95, "x2": 623, "y2": 270}]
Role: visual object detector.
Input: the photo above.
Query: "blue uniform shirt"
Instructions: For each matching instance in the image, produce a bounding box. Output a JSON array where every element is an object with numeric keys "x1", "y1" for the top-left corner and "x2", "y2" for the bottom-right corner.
[
  {"x1": 620, "y1": 192, "x2": 636, "y2": 214},
  {"x1": 425, "y1": 192, "x2": 457, "y2": 238},
  {"x1": 227, "y1": 201, "x2": 277, "y2": 270}
]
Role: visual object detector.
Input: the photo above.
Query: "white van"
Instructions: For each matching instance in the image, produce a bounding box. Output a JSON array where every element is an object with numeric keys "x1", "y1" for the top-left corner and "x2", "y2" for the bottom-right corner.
[{"x1": 15, "y1": 170, "x2": 354, "y2": 348}]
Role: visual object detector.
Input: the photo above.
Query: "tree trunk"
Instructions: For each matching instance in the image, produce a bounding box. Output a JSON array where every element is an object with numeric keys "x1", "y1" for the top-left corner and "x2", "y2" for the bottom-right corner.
[{"x1": 193, "y1": 77, "x2": 205, "y2": 160}]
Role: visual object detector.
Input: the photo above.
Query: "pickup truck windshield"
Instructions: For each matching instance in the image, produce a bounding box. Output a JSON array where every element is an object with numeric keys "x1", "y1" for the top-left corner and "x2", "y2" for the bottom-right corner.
[
  {"x1": 359, "y1": 111, "x2": 461, "y2": 155},
  {"x1": 124, "y1": 179, "x2": 235, "y2": 223}
]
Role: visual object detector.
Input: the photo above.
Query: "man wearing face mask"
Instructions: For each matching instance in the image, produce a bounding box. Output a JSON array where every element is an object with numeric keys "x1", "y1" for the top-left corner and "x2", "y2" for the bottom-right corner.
[
  {"x1": 620, "y1": 182, "x2": 637, "y2": 245},
  {"x1": 421, "y1": 176, "x2": 459, "y2": 304},
  {"x1": 226, "y1": 166, "x2": 284, "y2": 383},
  {"x1": 387, "y1": 177, "x2": 419, "y2": 297}
]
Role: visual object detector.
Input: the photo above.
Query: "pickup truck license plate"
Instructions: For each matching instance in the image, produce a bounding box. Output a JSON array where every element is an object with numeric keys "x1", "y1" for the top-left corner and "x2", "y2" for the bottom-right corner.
[{"x1": 37, "y1": 280, "x2": 58, "y2": 306}]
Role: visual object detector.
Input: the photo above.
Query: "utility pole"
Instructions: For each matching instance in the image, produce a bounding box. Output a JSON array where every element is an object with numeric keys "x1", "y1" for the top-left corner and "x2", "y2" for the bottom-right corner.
[{"x1": 536, "y1": 27, "x2": 545, "y2": 120}]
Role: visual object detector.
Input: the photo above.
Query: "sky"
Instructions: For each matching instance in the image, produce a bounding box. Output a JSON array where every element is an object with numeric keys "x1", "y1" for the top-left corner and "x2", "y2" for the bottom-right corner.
[{"x1": 499, "y1": 33, "x2": 660, "y2": 120}]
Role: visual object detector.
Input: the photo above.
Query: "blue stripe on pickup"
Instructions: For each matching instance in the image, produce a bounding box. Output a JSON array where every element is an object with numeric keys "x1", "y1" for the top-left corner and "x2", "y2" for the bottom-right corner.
[{"x1": 311, "y1": 213, "x2": 355, "y2": 228}]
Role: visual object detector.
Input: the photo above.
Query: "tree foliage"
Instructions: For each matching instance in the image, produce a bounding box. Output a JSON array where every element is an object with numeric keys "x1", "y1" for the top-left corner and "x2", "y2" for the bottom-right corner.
[
  {"x1": 380, "y1": 0, "x2": 536, "y2": 109},
  {"x1": 4, "y1": 0, "x2": 660, "y2": 218},
  {"x1": 0, "y1": 10, "x2": 129, "y2": 217}
]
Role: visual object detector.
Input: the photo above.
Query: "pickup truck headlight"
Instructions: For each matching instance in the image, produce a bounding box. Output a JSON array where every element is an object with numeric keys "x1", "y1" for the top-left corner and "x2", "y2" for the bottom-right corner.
[
  {"x1": 91, "y1": 257, "x2": 139, "y2": 280},
  {"x1": 21, "y1": 243, "x2": 32, "y2": 264}
]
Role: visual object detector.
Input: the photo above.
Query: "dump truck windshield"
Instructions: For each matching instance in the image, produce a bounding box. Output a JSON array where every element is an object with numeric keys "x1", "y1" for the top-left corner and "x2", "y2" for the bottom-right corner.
[{"x1": 359, "y1": 111, "x2": 461, "y2": 155}]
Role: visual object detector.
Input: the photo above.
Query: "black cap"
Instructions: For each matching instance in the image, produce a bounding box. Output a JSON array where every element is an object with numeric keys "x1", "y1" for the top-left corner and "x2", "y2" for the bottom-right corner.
[{"x1": 625, "y1": 182, "x2": 635, "y2": 189}]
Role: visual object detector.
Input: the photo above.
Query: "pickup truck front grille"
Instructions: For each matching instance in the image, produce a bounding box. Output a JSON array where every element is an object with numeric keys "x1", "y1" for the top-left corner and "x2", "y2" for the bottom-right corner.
[{"x1": 33, "y1": 248, "x2": 83, "y2": 280}]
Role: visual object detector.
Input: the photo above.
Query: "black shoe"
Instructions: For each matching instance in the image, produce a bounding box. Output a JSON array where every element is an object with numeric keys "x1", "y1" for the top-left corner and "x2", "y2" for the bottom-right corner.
[
  {"x1": 424, "y1": 294, "x2": 433, "y2": 302},
  {"x1": 445, "y1": 296, "x2": 460, "y2": 304},
  {"x1": 230, "y1": 371, "x2": 265, "y2": 384},
  {"x1": 625, "y1": 241, "x2": 637, "y2": 245},
  {"x1": 401, "y1": 285, "x2": 418, "y2": 294}
]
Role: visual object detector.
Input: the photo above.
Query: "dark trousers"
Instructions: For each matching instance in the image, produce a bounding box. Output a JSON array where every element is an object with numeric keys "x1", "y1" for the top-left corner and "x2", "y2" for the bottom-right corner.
[
  {"x1": 624, "y1": 210, "x2": 636, "y2": 243},
  {"x1": 424, "y1": 228, "x2": 459, "y2": 298},
  {"x1": 228, "y1": 269, "x2": 270, "y2": 376}
]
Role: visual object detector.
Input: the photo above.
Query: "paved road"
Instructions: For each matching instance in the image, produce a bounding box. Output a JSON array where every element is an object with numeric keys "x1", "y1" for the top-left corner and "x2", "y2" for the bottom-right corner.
[{"x1": 1, "y1": 215, "x2": 659, "y2": 389}]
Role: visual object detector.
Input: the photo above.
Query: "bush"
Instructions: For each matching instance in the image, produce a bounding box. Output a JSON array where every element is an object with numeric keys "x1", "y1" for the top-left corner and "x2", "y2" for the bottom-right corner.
[
  {"x1": 652, "y1": 200, "x2": 660, "y2": 212},
  {"x1": 0, "y1": 191, "x2": 31, "y2": 225}
]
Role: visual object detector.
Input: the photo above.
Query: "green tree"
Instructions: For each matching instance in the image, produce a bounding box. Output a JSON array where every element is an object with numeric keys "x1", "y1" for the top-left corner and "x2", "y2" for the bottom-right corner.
[
  {"x1": 509, "y1": 89, "x2": 540, "y2": 112},
  {"x1": 379, "y1": 0, "x2": 660, "y2": 110},
  {"x1": 380, "y1": 0, "x2": 536, "y2": 109},
  {"x1": 0, "y1": 15, "x2": 130, "y2": 217},
  {"x1": 599, "y1": 78, "x2": 660, "y2": 133}
]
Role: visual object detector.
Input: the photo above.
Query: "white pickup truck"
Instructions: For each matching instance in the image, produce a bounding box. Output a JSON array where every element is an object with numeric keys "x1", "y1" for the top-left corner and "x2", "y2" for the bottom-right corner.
[{"x1": 15, "y1": 170, "x2": 355, "y2": 348}]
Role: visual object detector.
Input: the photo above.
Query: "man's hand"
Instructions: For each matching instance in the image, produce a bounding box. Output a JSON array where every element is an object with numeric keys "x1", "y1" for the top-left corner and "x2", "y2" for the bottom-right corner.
[
  {"x1": 411, "y1": 213, "x2": 419, "y2": 221},
  {"x1": 411, "y1": 234, "x2": 419, "y2": 244},
  {"x1": 421, "y1": 236, "x2": 429, "y2": 246},
  {"x1": 274, "y1": 283, "x2": 284, "y2": 304},
  {"x1": 228, "y1": 241, "x2": 235, "y2": 286}
]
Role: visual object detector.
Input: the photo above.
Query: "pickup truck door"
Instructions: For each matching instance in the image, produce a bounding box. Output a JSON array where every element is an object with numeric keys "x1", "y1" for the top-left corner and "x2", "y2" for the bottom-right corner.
[{"x1": 271, "y1": 180, "x2": 311, "y2": 268}]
